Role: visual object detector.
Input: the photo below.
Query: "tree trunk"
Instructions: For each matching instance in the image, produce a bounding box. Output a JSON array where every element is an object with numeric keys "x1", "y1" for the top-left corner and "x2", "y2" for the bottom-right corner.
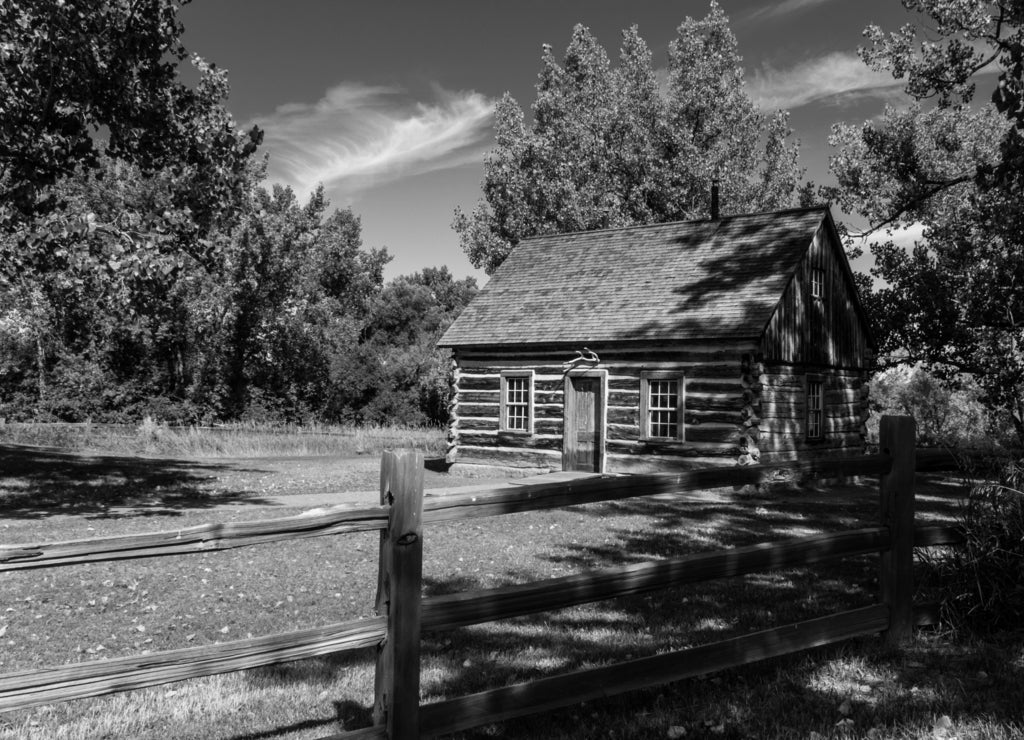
[{"x1": 35, "y1": 334, "x2": 46, "y2": 413}]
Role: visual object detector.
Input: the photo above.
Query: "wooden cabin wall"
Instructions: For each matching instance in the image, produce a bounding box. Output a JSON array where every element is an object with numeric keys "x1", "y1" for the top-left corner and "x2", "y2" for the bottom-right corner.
[
  {"x1": 448, "y1": 342, "x2": 758, "y2": 472},
  {"x1": 755, "y1": 223, "x2": 873, "y2": 462},
  {"x1": 760, "y1": 225, "x2": 870, "y2": 369},
  {"x1": 756, "y1": 363, "x2": 870, "y2": 462}
]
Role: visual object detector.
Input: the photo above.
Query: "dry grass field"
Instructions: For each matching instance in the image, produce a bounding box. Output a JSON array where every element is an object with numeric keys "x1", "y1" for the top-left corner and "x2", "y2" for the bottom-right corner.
[{"x1": 1, "y1": 438, "x2": 1022, "y2": 739}]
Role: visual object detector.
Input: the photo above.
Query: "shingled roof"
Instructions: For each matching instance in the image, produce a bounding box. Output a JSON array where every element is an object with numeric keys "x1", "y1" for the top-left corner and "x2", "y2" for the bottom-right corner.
[{"x1": 439, "y1": 205, "x2": 837, "y2": 347}]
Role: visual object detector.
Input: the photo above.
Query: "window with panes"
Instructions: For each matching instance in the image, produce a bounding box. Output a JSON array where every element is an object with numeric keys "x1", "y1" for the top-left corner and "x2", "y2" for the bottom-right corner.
[
  {"x1": 811, "y1": 268, "x2": 825, "y2": 299},
  {"x1": 500, "y1": 372, "x2": 533, "y2": 433},
  {"x1": 641, "y1": 371, "x2": 684, "y2": 441},
  {"x1": 806, "y1": 375, "x2": 824, "y2": 440}
]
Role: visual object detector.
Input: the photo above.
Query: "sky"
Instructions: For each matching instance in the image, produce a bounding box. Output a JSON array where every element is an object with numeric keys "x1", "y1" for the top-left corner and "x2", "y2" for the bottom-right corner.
[{"x1": 178, "y1": 0, "x2": 928, "y2": 285}]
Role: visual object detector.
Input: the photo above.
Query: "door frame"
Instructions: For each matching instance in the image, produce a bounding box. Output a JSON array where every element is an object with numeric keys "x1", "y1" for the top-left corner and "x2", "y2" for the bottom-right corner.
[{"x1": 562, "y1": 369, "x2": 607, "y2": 473}]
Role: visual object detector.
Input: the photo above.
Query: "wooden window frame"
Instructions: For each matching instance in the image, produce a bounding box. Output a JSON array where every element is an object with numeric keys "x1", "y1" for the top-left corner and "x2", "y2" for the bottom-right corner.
[
  {"x1": 640, "y1": 371, "x2": 685, "y2": 442},
  {"x1": 805, "y1": 373, "x2": 825, "y2": 441},
  {"x1": 500, "y1": 370, "x2": 534, "y2": 434},
  {"x1": 810, "y1": 267, "x2": 825, "y2": 300}
]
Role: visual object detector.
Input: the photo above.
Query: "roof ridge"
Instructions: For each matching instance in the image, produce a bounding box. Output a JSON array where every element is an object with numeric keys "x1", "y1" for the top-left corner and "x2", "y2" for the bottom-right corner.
[{"x1": 517, "y1": 204, "x2": 830, "y2": 243}]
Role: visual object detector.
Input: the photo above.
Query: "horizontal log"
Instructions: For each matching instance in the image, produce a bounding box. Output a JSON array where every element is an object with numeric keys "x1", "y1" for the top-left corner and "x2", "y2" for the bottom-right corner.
[
  {"x1": 760, "y1": 388, "x2": 863, "y2": 404},
  {"x1": 423, "y1": 454, "x2": 892, "y2": 521},
  {"x1": 607, "y1": 407, "x2": 637, "y2": 425},
  {"x1": 608, "y1": 390, "x2": 639, "y2": 406},
  {"x1": 419, "y1": 604, "x2": 889, "y2": 737},
  {"x1": 459, "y1": 417, "x2": 498, "y2": 431},
  {"x1": 605, "y1": 453, "x2": 740, "y2": 471},
  {"x1": 458, "y1": 375, "x2": 500, "y2": 391},
  {"x1": 0, "y1": 616, "x2": 386, "y2": 713},
  {"x1": 686, "y1": 379, "x2": 742, "y2": 393},
  {"x1": 761, "y1": 400, "x2": 862, "y2": 420},
  {"x1": 0, "y1": 504, "x2": 389, "y2": 572},
  {"x1": 459, "y1": 364, "x2": 741, "y2": 379},
  {"x1": 684, "y1": 393, "x2": 743, "y2": 412},
  {"x1": 913, "y1": 524, "x2": 965, "y2": 547},
  {"x1": 457, "y1": 433, "x2": 562, "y2": 450},
  {"x1": 605, "y1": 439, "x2": 740, "y2": 457},
  {"x1": 422, "y1": 527, "x2": 888, "y2": 630},
  {"x1": 533, "y1": 404, "x2": 563, "y2": 420},
  {"x1": 686, "y1": 424, "x2": 741, "y2": 444},
  {"x1": 608, "y1": 377, "x2": 639, "y2": 391},
  {"x1": 764, "y1": 418, "x2": 863, "y2": 437},
  {"x1": 454, "y1": 344, "x2": 756, "y2": 361},
  {"x1": 535, "y1": 391, "x2": 564, "y2": 404},
  {"x1": 455, "y1": 446, "x2": 561, "y2": 469},
  {"x1": 457, "y1": 403, "x2": 499, "y2": 418},
  {"x1": 758, "y1": 435, "x2": 866, "y2": 454},
  {"x1": 764, "y1": 374, "x2": 864, "y2": 390},
  {"x1": 457, "y1": 391, "x2": 499, "y2": 404},
  {"x1": 534, "y1": 379, "x2": 562, "y2": 393},
  {"x1": 686, "y1": 409, "x2": 744, "y2": 425}
]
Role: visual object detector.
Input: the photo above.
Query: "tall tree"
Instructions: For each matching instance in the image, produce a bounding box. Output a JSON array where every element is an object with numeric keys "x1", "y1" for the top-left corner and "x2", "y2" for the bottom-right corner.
[
  {"x1": 335, "y1": 267, "x2": 477, "y2": 425},
  {"x1": 828, "y1": 0, "x2": 1024, "y2": 443},
  {"x1": 0, "y1": 0, "x2": 263, "y2": 418},
  {"x1": 454, "y1": 3, "x2": 803, "y2": 274}
]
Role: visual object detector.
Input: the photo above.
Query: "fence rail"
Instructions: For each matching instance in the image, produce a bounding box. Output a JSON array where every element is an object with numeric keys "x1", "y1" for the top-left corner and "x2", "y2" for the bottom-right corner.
[
  {"x1": 0, "y1": 617, "x2": 386, "y2": 713},
  {"x1": 0, "y1": 416, "x2": 968, "y2": 739}
]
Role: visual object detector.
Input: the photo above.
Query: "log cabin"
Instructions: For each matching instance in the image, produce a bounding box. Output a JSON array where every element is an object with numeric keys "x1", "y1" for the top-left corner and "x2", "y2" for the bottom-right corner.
[{"x1": 438, "y1": 205, "x2": 874, "y2": 473}]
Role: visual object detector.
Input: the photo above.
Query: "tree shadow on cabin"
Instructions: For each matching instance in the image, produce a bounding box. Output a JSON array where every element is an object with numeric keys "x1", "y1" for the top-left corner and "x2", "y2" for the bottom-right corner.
[
  {"x1": 0, "y1": 444, "x2": 274, "y2": 519},
  {"x1": 624, "y1": 218, "x2": 819, "y2": 342}
]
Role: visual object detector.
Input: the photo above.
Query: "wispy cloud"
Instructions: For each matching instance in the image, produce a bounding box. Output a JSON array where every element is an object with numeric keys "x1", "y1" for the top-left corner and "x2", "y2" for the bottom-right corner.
[
  {"x1": 251, "y1": 83, "x2": 494, "y2": 199},
  {"x1": 746, "y1": 0, "x2": 838, "y2": 20},
  {"x1": 749, "y1": 52, "x2": 906, "y2": 110}
]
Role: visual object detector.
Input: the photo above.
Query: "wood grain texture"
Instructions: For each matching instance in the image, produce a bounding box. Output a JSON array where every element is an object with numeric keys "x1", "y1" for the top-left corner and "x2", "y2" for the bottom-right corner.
[
  {"x1": 0, "y1": 504, "x2": 389, "y2": 572},
  {"x1": 879, "y1": 416, "x2": 916, "y2": 647},
  {"x1": 0, "y1": 617, "x2": 386, "y2": 713},
  {"x1": 913, "y1": 524, "x2": 965, "y2": 547},
  {"x1": 421, "y1": 528, "x2": 888, "y2": 631},
  {"x1": 423, "y1": 454, "x2": 892, "y2": 522},
  {"x1": 374, "y1": 451, "x2": 425, "y2": 738},
  {"x1": 419, "y1": 604, "x2": 889, "y2": 736}
]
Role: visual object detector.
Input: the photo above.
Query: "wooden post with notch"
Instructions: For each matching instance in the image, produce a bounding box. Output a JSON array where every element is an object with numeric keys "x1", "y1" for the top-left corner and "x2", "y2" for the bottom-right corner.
[
  {"x1": 374, "y1": 450, "x2": 425, "y2": 739},
  {"x1": 878, "y1": 415, "x2": 915, "y2": 646}
]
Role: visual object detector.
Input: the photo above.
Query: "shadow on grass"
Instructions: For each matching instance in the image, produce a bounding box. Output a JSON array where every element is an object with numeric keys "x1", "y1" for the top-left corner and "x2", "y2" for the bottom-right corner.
[
  {"x1": 0, "y1": 444, "x2": 274, "y2": 519},
  {"x1": 227, "y1": 471, "x2": 1020, "y2": 738}
]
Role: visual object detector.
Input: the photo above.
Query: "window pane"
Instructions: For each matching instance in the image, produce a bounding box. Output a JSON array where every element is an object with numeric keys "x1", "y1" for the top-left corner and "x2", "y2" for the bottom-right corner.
[
  {"x1": 505, "y1": 377, "x2": 529, "y2": 431},
  {"x1": 807, "y1": 379, "x2": 823, "y2": 438},
  {"x1": 647, "y1": 378, "x2": 679, "y2": 439}
]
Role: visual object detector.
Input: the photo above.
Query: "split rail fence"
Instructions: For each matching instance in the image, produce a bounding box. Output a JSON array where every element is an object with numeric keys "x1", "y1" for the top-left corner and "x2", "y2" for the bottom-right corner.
[{"x1": 0, "y1": 415, "x2": 964, "y2": 738}]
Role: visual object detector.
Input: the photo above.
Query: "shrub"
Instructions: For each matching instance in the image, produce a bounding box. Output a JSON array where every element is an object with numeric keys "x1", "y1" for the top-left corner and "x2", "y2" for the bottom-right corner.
[{"x1": 921, "y1": 460, "x2": 1024, "y2": 634}]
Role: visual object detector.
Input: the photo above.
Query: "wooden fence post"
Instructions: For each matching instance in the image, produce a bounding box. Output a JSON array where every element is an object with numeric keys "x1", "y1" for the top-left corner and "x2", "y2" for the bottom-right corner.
[
  {"x1": 374, "y1": 450, "x2": 425, "y2": 739},
  {"x1": 879, "y1": 415, "x2": 915, "y2": 646}
]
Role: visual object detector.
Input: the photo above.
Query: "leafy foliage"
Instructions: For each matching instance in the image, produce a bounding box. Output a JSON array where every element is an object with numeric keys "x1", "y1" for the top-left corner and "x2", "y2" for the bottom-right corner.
[
  {"x1": 868, "y1": 364, "x2": 998, "y2": 446},
  {"x1": 828, "y1": 0, "x2": 1024, "y2": 446},
  {"x1": 0, "y1": 0, "x2": 262, "y2": 280},
  {"x1": 0, "y1": 0, "x2": 471, "y2": 427},
  {"x1": 921, "y1": 461, "x2": 1024, "y2": 635},
  {"x1": 454, "y1": 3, "x2": 804, "y2": 273}
]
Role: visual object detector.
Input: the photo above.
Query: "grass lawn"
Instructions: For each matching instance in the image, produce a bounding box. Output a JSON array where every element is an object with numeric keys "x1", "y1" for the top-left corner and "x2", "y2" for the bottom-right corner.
[{"x1": 1, "y1": 444, "x2": 1022, "y2": 740}]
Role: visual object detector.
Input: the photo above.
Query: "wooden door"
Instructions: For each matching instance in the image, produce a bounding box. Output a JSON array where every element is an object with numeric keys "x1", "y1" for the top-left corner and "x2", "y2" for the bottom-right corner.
[{"x1": 563, "y1": 375, "x2": 602, "y2": 472}]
